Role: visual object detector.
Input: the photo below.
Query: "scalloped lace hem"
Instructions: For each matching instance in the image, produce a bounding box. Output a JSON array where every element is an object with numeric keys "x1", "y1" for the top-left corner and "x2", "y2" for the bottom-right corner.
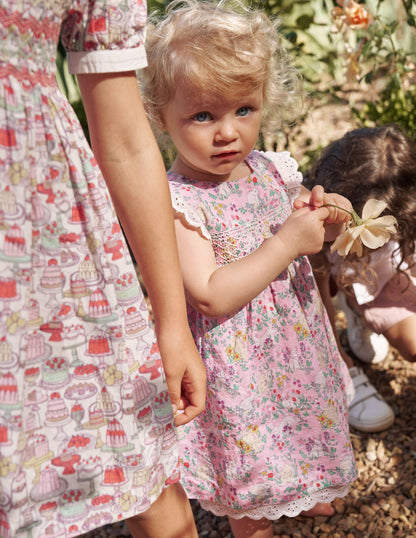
[{"x1": 199, "y1": 484, "x2": 350, "y2": 520}]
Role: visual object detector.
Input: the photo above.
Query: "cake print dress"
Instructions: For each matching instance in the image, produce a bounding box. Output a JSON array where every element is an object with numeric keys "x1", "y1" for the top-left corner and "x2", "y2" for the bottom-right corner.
[
  {"x1": 0, "y1": 1, "x2": 179, "y2": 536},
  {"x1": 168, "y1": 150, "x2": 357, "y2": 519}
]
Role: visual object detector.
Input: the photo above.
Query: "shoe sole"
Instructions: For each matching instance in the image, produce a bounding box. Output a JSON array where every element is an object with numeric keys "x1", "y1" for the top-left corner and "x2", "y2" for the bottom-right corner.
[{"x1": 349, "y1": 415, "x2": 395, "y2": 433}]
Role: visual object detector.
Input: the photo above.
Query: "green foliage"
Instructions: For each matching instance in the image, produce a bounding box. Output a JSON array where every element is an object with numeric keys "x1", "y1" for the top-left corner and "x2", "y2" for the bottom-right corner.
[{"x1": 57, "y1": 0, "x2": 416, "y2": 160}]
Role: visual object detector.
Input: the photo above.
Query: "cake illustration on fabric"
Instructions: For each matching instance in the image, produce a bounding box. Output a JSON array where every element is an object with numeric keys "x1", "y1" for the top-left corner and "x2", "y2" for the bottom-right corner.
[
  {"x1": 73, "y1": 363, "x2": 98, "y2": 380},
  {"x1": 103, "y1": 418, "x2": 133, "y2": 452},
  {"x1": 123, "y1": 306, "x2": 147, "y2": 336},
  {"x1": 103, "y1": 222, "x2": 124, "y2": 260},
  {"x1": 117, "y1": 340, "x2": 133, "y2": 364},
  {"x1": 147, "y1": 463, "x2": 166, "y2": 498},
  {"x1": 114, "y1": 271, "x2": 140, "y2": 306},
  {"x1": 3, "y1": 224, "x2": 26, "y2": 257},
  {"x1": 160, "y1": 423, "x2": 177, "y2": 455},
  {"x1": 45, "y1": 392, "x2": 69, "y2": 424},
  {"x1": 17, "y1": 505, "x2": 39, "y2": 533},
  {"x1": 102, "y1": 456, "x2": 127, "y2": 487},
  {"x1": 77, "y1": 455, "x2": 103, "y2": 481},
  {"x1": 105, "y1": 418, "x2": 127, "y2": 447},
  {"x1": 132, "y1": 376, "x2": 156, "y2": 409},
  {"x1": 86, "y1": 329, "x2": 114, "y2": 367},
  {"x1": 0, "y1": 372, "x2": 18, "y2": 406},
  {"x1": 69, "y1": 202, "x2": 87, "y2": 224},
  {"x1": 88, "y1": 288, "x2": 111, "y2": 319},
  {"x1": 0, "y1": 186, "x2": 16, "y2": 214},
  {"x1": 39, "y1": 500, "x2": 58, "y2": 523},
  {"x1": 96, "y1": 387, "x2": 116, "y2": 414},
  {"x1": 40, "y1": 259, "x2": 65, "y2": 291},
  {"x1": 58, "y1": 488, "x2": 88, "y2": 522},
  {"x1": 23, "y1": 330, "x2": 47, "y2": 362},
  {"x1": 38, "y1": 521, "x2": 66, "y2": 538},
  {"x1": 59, "y1": 249, "x2": 78, "y2": 266},
  {"x1": 63, "y1": 323, "x2": 86, "y2": 348},
  {"x1": 32, "y1": 465, "x2": 66, "y2": 500},
  {"x1": 120, "y1": 380, "x2": 135, "y2": 414},
  {"x1": 85, "y1": 288, "x2": 117, "y2": 323},
  {"x1": 64, "y1": 381, "x2": 97, "y2": 401},
  {"x1": 0, "y1": 276, "x2": 18, "y2": 299},
  {"x1": 41, "y1": 215, "x2": 66, "y2": 251},
  {"x1": 87, "y1": 182, "x2": 109, "y2": 215},
  {"x1": 24, "y1": 411, "x2": 40, "y2": 432},
  {"x1": 11, "y1": 469, "x2": 28, "y2": 509},
  {"x1": 78, "y1": 255, "x2": 100, "y2": 283},
  {"x1": 27, "y1": 298, "x2": 43, "y2": 326},
  {"x1": 23, "y1": 433, "x2": 51, "y2": 462},
  {"x1": 0, "y1": 337, "x2": 12, "y2": 364},
  {"x1": 0, "y1": 423, "x2": 9, "y2": 445},
  {"x1": 30, "y1": 190, "x2": 47, "y2": 223},
  {"x1": 68, "y1": 274, "x2": 88, "y2": 296},
  {"x1": 42, "y1": 357, "x2": 69, "y2": 387},
  {"x1": 86, "y1": 405, "x2": 106, "y2": 428},
  {"x1": 152, "y1": 390, "x2": 172, "y2": 424},
  {"x1": 90, "y1": 493, "x2": 114, "y2": 511},
  {"x1": 24, "y1": 366, "x2": 40, "y2": 386}
]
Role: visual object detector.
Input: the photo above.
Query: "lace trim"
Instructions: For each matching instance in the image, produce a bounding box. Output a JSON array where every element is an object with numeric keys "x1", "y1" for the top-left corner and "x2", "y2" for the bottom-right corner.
[
  {"x1": 262, "y1": 150, "x2": 302, "y2": 204},
  {"x1": 171, "y1": 192, "x2": 211, "y2": 240},
  {"x1": 200, "y1": 484, "x2": 350, "y2": 520}
]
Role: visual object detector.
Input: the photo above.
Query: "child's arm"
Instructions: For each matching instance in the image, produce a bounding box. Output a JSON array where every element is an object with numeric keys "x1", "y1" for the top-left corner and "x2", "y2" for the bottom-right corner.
[
  {"x1": 174, "y1": 204, "x2": 329, "y2": 318},
  {"x1": 295, "y1": 185, "x2": 353, "y2": 241}
]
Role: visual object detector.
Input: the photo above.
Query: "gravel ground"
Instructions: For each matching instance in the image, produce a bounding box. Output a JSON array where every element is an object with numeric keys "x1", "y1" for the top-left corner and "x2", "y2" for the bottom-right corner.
[{"x1": 81, "y1": 309, "x2": 416, "y2": 538}]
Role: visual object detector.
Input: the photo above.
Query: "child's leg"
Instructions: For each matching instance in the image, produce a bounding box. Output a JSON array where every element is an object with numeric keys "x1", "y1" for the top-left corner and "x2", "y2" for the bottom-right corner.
[
  {"x1": 300, "y1": 502, "x2": 334, "y2": 517},
  {"x1": 228, "y1": 516, "x2": 273, "y2": 538},
  {"x1": 384, "y1": 314, "x2": 416, "y2": 362},
  {"x1": 125, "y1": 483, "x2": 198, "y2": 538}
]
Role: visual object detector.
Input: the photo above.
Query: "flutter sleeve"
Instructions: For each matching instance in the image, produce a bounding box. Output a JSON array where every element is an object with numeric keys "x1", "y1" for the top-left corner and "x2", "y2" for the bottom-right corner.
[
  {"x1": 263, "y1": 150, "x2": 302, "y2": 205},
  {"x1": 168, "y1": 180, "x2": 211, "y2": 241},
  {"x1": 62, "y1": 0, "x2": 148, "y2": 74}
]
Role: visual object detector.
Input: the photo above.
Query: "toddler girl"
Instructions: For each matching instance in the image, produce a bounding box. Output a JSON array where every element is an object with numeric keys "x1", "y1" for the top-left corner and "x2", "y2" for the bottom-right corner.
[
  {"x1": 305, "y1": 124, "x2": 416, "y2": 432},
  {"x1": 142, "y1": 1, "x2": 357, "y2": 536}
]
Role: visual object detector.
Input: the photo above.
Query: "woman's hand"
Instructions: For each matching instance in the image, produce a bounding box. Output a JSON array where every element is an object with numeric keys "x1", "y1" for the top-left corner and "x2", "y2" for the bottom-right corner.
[{"x1": 157, "y1": 325, "x2": 206, "y2": 426}]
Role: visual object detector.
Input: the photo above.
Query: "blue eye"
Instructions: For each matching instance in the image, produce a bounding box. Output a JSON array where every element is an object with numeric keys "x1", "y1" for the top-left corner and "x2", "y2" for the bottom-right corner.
[
  {"x1": 194, "y1": 112, "x2": 210, "y2": 122},
  {"x1": 237, "y1": 107, "x2": 250, "y2": 117}
]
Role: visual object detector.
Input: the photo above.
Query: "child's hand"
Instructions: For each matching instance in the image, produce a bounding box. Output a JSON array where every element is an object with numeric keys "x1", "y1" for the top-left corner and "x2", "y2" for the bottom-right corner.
[
  {"x1": 294, "y1": 185, "x2": 353, "y2": 225},
  {"x1": 277, "y1": 205, "x2": 330, "y2": 259}
]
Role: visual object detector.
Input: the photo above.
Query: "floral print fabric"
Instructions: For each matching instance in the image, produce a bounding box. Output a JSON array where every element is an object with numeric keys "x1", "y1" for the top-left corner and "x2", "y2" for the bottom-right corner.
[
  {"x1": 168, "y1": 150, "x2": 357, "y2": 519},
  {"x1": 0, "y1": 1, "x2": 179, "y2": 537}
]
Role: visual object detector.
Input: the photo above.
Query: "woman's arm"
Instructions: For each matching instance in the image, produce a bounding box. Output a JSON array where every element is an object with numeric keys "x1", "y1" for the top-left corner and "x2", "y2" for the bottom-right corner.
[
  {"x1": 175, "y1": 204, "x2": 330, "y2": 318},
  {"x1": 77, "y1": 72, "x2": 206, "y2": 425}
]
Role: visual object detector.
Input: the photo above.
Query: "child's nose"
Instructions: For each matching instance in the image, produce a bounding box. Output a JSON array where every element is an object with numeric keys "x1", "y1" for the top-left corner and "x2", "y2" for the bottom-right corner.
[{"x1": 214, "y1": 118, "x2": 237, "y2": 142}]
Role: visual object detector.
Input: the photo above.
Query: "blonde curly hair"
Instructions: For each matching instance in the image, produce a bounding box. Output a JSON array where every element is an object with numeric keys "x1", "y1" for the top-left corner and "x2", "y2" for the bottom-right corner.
[{"x1": 141, "y1": 0, "x2": 303, "y2": 135}]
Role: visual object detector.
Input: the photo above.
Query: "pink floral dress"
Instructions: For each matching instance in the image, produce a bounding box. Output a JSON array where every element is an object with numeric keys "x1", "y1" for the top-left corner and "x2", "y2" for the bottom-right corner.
[
  {"x1": 168, "y1": 150, "x2": 357, "y2": 520},
  {"x1": 0, "y1": 1, "x2": 179, "y2": 536}
]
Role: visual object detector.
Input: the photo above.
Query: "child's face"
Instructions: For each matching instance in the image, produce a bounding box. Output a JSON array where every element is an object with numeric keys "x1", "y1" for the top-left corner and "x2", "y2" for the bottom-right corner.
[{"x1": 163, "y1": 83, "x2": 263, "y2": 182}]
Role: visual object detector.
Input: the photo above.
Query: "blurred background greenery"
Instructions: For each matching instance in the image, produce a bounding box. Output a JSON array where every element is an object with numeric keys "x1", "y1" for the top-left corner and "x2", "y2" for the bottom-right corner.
[{"x1": 57, "y1": 0, "x2": 415, "y2": 172}]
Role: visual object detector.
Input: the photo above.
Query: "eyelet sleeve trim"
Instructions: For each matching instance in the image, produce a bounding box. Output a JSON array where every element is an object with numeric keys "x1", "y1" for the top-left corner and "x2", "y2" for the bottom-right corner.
[
  {"x1": 170, "y1": 191, "x2": 211, "y2": 241},
  {"x1": 263, "y1": 150, "x2": 302, "y2": 204}
]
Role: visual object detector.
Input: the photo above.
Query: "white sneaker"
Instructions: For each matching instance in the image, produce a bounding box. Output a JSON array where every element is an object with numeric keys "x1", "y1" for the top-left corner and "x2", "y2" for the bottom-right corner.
[
  {"x1": 337, "y1": 291, "x2": 389, "y2": 363},
  {"x1": 348, "y1": 367, "x2": 395, "y2": 432}
]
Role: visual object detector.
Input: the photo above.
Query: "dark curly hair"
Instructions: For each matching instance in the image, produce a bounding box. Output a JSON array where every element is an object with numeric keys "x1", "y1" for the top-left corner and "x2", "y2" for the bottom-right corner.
[{"x1": 304, "y1": 124, "x2": 416, "y2": 292}]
